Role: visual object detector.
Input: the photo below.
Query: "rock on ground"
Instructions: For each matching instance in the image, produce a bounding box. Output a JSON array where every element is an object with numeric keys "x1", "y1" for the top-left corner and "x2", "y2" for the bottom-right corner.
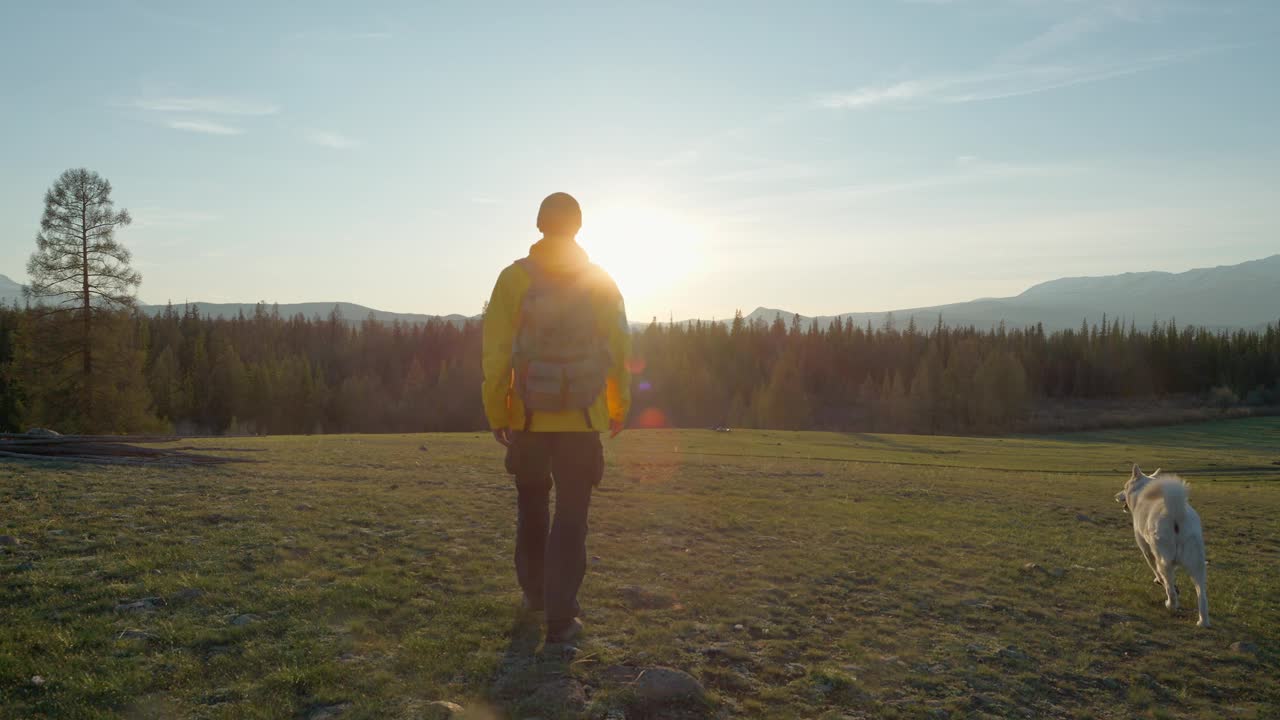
[
  {"x1": 634, "y1": 666, "x2": 706, "y2": 705},
  {"x1": 422, "y1": 700, "x2": 465, "y2": 719},
  {"x1": 528, "y1": 678, "x2": 586, "y2": 714},
  {"x1": 170, "y1": 588, "x2": 205, "y2": 603},
  {"x1": 601, "y1": 665, "x2": 710, "y2": 717}
]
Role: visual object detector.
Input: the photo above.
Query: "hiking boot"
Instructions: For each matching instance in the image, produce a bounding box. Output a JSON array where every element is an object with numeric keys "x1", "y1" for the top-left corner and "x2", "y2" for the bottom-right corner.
[{"x1": 545, "y1": 617, "x2": 584, "y2": 645}]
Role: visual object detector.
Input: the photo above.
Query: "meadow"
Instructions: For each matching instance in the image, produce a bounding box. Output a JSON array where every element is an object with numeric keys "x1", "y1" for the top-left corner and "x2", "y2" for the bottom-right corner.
[{"x1": 2, "y1": 419, "x2": 1278, "y2": 719}]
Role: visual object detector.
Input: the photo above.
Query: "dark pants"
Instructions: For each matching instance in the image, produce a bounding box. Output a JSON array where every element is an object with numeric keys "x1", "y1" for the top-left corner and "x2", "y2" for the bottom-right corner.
[{"x1": 506, "y1": 431, "x2": 603, "y2": 626}]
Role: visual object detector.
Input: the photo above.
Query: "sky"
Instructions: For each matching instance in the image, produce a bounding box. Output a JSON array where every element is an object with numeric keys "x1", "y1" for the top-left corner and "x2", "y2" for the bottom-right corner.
[{"x1": 2, "y1": 1, "x2": 1278, "y2": 323}]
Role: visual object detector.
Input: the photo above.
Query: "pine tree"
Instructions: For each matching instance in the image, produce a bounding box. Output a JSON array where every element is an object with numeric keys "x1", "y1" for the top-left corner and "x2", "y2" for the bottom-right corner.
[
  {"x1": 909, "y1": 347, "x2": 943, "y2": 433},
  {"x1": 754, "y1": 351, "x2": 812, "y2": 429},
  {"x1": 0, "y1": 309, "x2": 26, "y2": 430},
  {"x1": 148, "y1": 346, "x2": 182, "y2": 422},
  {"x1": 726, "y1": 391, "x2": 751, "y2": 428},
  {"x1": 856, "y1": 373, "x2": 879, "y2": 427},
  {"x1": 21, "y1": 169, "x2": 155, "y2": 431},
  {"x1": 206, "y1": 338, "x2": 246, "y2": 432},
  {"x1": 770, "y1": 312, "x2": 786, "y2": 338}
]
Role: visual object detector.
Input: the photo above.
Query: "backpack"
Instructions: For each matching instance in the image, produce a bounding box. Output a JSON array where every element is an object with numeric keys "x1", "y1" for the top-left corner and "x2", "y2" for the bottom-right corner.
[{"x1": 512, "y1": 258, "x2": 611, "y2": 429}]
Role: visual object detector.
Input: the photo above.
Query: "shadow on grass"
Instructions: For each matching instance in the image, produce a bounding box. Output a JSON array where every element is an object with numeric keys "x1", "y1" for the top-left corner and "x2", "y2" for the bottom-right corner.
[{"x1": 487, "y1": 609, "x2": 586, "y2": 719}]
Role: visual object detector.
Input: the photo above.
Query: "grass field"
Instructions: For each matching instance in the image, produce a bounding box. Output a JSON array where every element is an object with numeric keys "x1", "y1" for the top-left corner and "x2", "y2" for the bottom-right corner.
[{"x1": 2, "y1": 418, "x2": 1279, "y2": 719}]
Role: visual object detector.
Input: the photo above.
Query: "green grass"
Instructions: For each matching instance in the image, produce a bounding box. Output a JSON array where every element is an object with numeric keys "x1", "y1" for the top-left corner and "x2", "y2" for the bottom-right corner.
[{"x1": 2, "y1": 417, "x2": 1278, "y2": 719}]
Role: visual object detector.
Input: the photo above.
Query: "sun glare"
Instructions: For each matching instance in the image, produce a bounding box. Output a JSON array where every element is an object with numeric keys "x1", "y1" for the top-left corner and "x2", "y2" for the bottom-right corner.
[{"x1": 578, "y1": 202, "x2": 706, "y2": 316}]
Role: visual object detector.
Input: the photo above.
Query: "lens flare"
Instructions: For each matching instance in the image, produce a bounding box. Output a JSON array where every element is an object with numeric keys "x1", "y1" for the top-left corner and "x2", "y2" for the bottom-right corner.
[{"x1": 635, "y1": 407, "x2": 668, "y2": 429}]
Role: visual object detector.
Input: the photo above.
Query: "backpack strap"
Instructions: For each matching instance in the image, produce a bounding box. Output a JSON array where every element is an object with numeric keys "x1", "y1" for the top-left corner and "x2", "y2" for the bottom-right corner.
[
  {"x1": 516, "y1": 256, "x2": 594, "y2": 288},
  {"x1": 514, "y1": 257, "x2": 551, "y2": 288},
  {"x1": 516, "y1": 257, "x2": 557, "y2": 431}
]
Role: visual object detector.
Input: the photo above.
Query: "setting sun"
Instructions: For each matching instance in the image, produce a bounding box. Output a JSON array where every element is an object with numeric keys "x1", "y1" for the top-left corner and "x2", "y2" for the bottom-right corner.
[{"x1": 577, "y1": 201, "x2": 707, "y2": 317}]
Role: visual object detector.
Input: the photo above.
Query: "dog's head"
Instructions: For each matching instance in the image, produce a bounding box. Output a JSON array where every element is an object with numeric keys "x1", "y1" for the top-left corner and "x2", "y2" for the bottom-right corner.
[{"x1": 1116, "y1": 464, "x2": 1160, "y2": 513}]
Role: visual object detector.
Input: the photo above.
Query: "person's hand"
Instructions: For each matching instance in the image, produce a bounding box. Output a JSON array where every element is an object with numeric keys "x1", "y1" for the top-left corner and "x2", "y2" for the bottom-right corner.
[
  {"x1": 609, "y1": 419, "x2": 624, "y2": 439},
  {"x1": 493, "y1": 428, "x2": 512, "y2": 447}
]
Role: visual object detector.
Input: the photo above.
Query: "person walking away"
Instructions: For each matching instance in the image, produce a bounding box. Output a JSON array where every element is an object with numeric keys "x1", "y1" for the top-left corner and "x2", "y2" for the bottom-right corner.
[{"x1": 481, "y1": 192, "x2": 631, "y2": 645}]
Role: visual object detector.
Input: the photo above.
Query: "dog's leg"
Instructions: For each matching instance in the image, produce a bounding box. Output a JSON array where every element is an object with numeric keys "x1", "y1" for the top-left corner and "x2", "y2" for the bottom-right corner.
[
  {"x1": 1185, "y1": 548, "x2": 1210, "y2": 628},
  {"x1": 1136, "y1": 535, "x2": 1160, "y2": 585},
  {"x1": 1157, "y1": 557, "x2": 1179, "y2": 611},
  {"x1": 1190, "y1": 563, "x2": 1209, "y2": 628}
]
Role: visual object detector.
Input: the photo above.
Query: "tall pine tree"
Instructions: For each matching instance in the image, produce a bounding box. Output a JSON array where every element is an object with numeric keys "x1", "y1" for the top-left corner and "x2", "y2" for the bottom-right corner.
[{"x1": 21, "y1": 169, "x2": 156, "y2": 432}]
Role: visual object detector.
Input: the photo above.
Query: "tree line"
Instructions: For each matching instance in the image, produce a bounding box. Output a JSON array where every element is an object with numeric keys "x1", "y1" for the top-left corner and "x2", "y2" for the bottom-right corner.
[
  {"x1": 628, "y1": 312, "x2": 1280, "y2": 434},
  {"x1": 3, "y1": 303, "x2": 1277, "y2": 435},
  {"x1": 3, "y1": 168, "x2": 1277, "y2": 435}
]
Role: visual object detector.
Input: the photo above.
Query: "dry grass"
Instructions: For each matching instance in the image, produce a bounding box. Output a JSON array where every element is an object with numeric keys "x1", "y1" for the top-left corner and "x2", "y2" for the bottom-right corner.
[{"x1": 2, "y1": 418, "x2": 1278, "y2": 718}]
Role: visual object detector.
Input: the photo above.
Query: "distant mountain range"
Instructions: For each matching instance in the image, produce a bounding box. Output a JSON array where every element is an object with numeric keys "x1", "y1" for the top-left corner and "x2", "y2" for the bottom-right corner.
[
  {"x1": 737, "y1": 254, "x2": 1280, "y2": 332},
  {"x1": 0, "y1": 278, "x2": 473, "y2": 327},
  {"x1": 4, "y1": 254, "x2": 1278, "y2": 331},
  {"x1": 136, "y1": 301, "x2": 475, "y2": 328},
  {"x1": 0, "y1": 274, "x2": 25, "y2": 306}
]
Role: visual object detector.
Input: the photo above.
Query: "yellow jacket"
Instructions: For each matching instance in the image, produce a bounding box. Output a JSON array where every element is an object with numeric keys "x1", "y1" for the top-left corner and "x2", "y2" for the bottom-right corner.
[{"x1": 482, "y1": 238, "x2": 631, "y2": 432}]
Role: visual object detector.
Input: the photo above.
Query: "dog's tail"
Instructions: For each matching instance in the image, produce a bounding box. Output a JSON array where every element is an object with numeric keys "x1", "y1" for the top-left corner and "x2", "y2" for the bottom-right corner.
[{"x1": 1162, "y1": 478, "x2": 1190, "y2": 534}]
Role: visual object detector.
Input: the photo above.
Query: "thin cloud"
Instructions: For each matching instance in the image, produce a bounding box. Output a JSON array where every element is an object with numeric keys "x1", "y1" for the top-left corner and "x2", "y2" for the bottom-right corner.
[
  {"x1": 816, "y1": 161, "x2": 1076, "y2": 201},
  {"x1": 304, "y1": 129, "x2": 360, "y2": 149},
  {"x1": 819, "y1": 81, "x2": 925, "y2": 109},
  {"x1": 999, "y1": 1, "x2": 1184, "y2": 64},
  {"x1": 722, "y1": 159, "x2": 1083, "y2": 214},
  {"x1": 705, "y1": 163, "x2": 824, "y2": 184},
  {"x1": 134, "y1": 96, "x2": 280, "y2": 116},
  {"x1": 941, "y1": 60, "x2": 1153, "y2": 103},
  {"x1": 281, "y1": 25, "x2": 397, "y2": 52},
  {"x1": 1002, "y1": 14, "x2": 1109, "y2": 63},
  {"x1": 123, "y1": 0, "x2": 224, "y2": 34},
  {"x1": 166, "y1": 119, "x2": 242, "y2": 135},
  {"x1": 819, "y1": 47, "x2": 1225, "y2": 110}
]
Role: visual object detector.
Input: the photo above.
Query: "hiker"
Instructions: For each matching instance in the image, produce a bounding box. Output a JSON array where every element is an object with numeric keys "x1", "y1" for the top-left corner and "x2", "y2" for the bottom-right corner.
[{"x1": 482, "y1": 192, "x2": 631, "y2": 645}]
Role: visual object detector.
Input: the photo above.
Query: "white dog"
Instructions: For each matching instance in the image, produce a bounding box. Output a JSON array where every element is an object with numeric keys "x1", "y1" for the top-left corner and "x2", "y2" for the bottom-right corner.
[{"x1": 1114, "y1": 465, "x2": 1209, "y2": 627}]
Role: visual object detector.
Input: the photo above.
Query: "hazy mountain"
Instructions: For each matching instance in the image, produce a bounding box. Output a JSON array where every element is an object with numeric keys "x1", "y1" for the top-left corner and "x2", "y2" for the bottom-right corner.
[
  {"x1": 740, "y1": 255, "x2": 1280, "y2": 332},
  {"x1": 0, "y1": 274, "x2": 25, "y2": 307},
  {"x1": 6, "y1": 254, "x2": 1277, "y2": 332},
  {"x1": 136, "y1": 301, "x2": 474, "y2": 328},
  {"x1": 0, "y1": 277, "x2": 469, "y2": 326}
]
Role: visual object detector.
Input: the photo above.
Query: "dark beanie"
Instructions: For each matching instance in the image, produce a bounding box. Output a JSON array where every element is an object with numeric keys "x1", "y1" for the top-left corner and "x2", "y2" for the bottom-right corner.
[{"x1": 537, "y1": 192, "x2": 582, "y2": 235}]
